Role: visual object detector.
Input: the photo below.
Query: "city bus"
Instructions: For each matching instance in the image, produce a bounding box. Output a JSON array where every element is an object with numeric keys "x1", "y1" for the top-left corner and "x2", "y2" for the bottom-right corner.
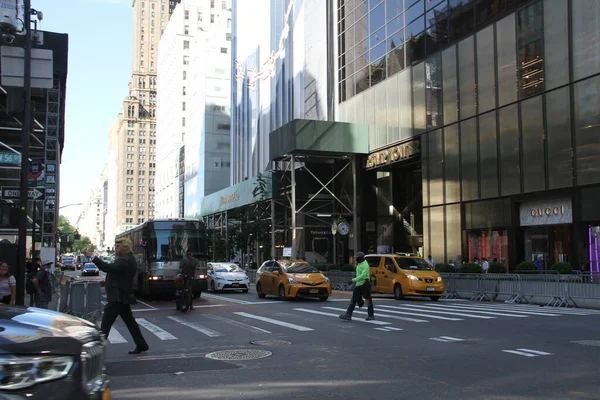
[{"x1": 116, "y1": 218, "x2": 209, "y2": 297}]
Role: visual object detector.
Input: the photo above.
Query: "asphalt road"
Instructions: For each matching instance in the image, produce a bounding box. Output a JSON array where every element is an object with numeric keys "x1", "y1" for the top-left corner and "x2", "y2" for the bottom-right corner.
[{"x1": 100, "y1": 288, "x2": 600, "y2": 400}]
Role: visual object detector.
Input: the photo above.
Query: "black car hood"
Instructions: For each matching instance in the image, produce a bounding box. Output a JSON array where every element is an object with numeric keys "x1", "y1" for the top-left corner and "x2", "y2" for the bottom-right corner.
[{"x1": 0, "y1": 306, "x2": 102, "y2": 356}]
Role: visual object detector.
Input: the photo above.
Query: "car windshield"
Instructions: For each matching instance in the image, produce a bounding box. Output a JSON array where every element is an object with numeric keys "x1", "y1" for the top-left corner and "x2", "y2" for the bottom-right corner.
[
  {"x1": 282, "y1": 262, "x2": 319, "y2": 273},
  {"x1": 214, "y1": 264, "x2": 242, "y2": 273},
  {"x1": 395, "y1": 257, "x2": 434, "y2": 271}
]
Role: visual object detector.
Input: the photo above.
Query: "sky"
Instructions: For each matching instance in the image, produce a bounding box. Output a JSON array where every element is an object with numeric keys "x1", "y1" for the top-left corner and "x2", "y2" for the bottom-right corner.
[{"x1": 34, "y1": 0, "x2": 133, "y2": 224}]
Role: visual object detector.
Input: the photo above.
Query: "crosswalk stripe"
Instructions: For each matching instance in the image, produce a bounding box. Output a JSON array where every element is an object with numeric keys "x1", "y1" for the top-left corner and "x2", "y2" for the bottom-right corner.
[
  {"x1": 107, "y1": 328, "x2": 127, "y2": 344},
  {"x1": 136, "y1": 318, "x2": 178, "y2": 340},
  {"x1": 201, "y1": 293, "x2": 253, "y2": 304},
  {"x1": 467, "y1": 303, "x2": 596, "y2": 315},
  {"x1": 402, "y1": 304, "x2": 529, "y2": 318},
  {"x1": 234, "y1": 312, "x2": 314, "y2": 331},
  {"x1": 374, "y1": 327, "x2": 391, "y2": 332},
  {"x1": 502, "y1": 350, "x2": 538, "y2": 357},
  {"x1": 386, "y1": 327, "x2": 403, "y2": 331},
  {"x1": 375, "y1": 305, "x2": 463, "y2": 321},
  {"x1": 381, "y1": 304, "x2": 495, "y2": 319},
  {"x1": 293, "y1": 308, "x2": 391, "y2": 325},
  {"x1": 435, "y1": 303, "x2": 560, "y2": 316},
  {"x1": 167, "y1": 316, "x2": 221, "y2": 337},
  {"x1": 430, "y1": 336, "x2": 465, "y2": 342},
  {"x1": 203, "y1": 314, "x2": 272, "y2": 334},
  {"x1": 322, "y1": 306, "x2": 426, "y2": 323},
  {"x1": 516, "y1": 348, "x2": 552, "y2": 356}
]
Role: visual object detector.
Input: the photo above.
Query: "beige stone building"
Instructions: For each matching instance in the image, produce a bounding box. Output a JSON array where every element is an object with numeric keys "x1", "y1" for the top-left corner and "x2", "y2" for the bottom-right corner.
[{"x1": 107, "y1": 0, "x2": 182, "y2": 238}]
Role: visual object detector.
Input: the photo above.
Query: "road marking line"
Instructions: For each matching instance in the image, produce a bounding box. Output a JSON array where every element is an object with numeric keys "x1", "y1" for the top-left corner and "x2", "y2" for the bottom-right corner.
[
  {"x1": 234, "y1": 312, "x2": 314, "y2": 331},
  {"x1": 130, "y1": 305, "x2": 226, "y2": 312},
  {"x1": 293, "y1": 308, "x2": 391, "y2": 325},
  {"x1": 408, "y1": 304, "x2": 529, "y2": 318},
  {"x1": 167, "y1": 316, "x2": 221, "y2": 337},
  {"x1": 323, "y1": 306, "x2": 426, "y2": 323},
  {"x1": 136, "y1": 318, "x2": 178, "y2": 340},
  {"x1": 502, "y1": 350, "x2": 538, "y2": 357},
  {"x1": 436, "y1": 304, "x2": 560, "y2": 317},
  {"x1": 101, "y1": 301, "x2": 107, "y2": 305},
  {"x1": 374, "y1": 327, "x2": 391, "y2": 332},
  {"x1": 382, "y1": 304, "x2": 495, "y2": 319},
  {"x1": 376, "y1": 305, "x2": 463, "y2": 321},
  {"x1": 107, "y1": 328, "x2": 128, "y2": 344},
  {"x1": 516, "y1": 348, "x2": 552, "y2": 356},
  {"x1": 430, "y1": 336, "x2": 465, "y2": 342},
  {"x1": 137, "y1": 300, "x2": 157, "y2": 310},
  {"x1": 204, "y1": 314, "x2": 272, "y2": 334},
  {"x1": 471, "y1": 303, "x2": 597, "y2": 315},
  {"x1": 386, "y1": 327, "x2": 403, "y2": 331},
  {"x1": 202, "y1": 293, "x2": 253, "y2": 304}
]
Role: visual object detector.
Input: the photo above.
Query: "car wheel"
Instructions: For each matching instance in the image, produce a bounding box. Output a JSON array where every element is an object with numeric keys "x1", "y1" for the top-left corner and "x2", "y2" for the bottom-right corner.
[
  {"x1": 256, "y1": 282, "x2": 266, "y2": 298},
  {"x1": 278, "y1": 285, "x2": 287, "y2": 301},
  {"x1": 393, "y1": 284, "x2": 404, "y2": 300},
  {"x1": 319, "y1": 296, "x2": 329, "y2": 301},
  {"x1": 430, "y1": 296, "x2": 440, "y2": 301}
]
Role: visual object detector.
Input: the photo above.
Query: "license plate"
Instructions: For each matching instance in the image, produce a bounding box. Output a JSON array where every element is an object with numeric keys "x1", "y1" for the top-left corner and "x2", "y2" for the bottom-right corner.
[
  {"x1": 427, "y1": 286, "x2": 435, "y2": 291},
  {"x1": 310, "y1": 289, "x2": 318, "y2": 294},
  {"x1": 232, "y1": 283, "x2": 240, "y2": 287}
]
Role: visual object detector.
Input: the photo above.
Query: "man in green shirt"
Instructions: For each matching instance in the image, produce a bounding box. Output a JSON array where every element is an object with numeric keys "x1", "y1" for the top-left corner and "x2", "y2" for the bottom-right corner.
[{"x1": 339, "y1": 252, "x2": 375, "y2": 321}]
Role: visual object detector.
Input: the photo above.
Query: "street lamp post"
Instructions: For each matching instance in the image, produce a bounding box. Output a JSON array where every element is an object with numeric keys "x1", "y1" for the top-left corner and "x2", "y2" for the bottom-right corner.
[
  {"x1": 16, "y1": 0, "x2": 33, "y2": 306},
  {"x1": 59, "y1": 203, "x2": 83, "y2": 210}
]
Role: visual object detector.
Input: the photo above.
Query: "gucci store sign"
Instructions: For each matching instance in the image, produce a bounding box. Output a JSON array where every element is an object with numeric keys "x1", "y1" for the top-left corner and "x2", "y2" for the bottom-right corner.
[{"x1": 519, "y1": 198, "x2": 573, "y2": 227}]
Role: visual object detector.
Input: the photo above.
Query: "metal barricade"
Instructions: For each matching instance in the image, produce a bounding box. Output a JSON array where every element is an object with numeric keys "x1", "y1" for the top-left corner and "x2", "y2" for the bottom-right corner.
[
  {"x1": 441, "y1": 273, "x2": 480, "y2": 299},
  {"x1": 60, "y1": 280, "x2": 102, "y2": 323},
  {"x1": 323, "y1": 271, "x2": 354, "y2": 291},
  {"x1": 474, "y1": 274, "x2": 522, "y2": 303}
]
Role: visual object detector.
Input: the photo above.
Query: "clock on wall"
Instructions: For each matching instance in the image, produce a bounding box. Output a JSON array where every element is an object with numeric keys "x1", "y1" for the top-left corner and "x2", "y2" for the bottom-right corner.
[{"x1": 337, "y1": 221, "x2": 350, "y2": 236}]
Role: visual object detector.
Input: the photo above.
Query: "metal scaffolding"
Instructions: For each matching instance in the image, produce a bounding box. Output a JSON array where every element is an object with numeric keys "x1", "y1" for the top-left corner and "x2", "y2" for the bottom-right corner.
[
  {"x1": 42, "y1": 79, "x2": 60, "y2": 247},
  {"x1": 271, "y1": 153, "x2": 360, "y2": 262}
]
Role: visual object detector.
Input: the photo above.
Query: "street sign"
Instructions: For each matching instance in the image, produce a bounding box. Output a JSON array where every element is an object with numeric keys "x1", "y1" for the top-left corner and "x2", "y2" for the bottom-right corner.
[
  {"x1": 1, "y1": 187, "x2": 46, "y2": 200},
  {"x1": 0, "y1": 152, "x2": 21, "y2": 165},
  {"x1": 28, "y1": 159, "x2": 43, "y2": 180}
]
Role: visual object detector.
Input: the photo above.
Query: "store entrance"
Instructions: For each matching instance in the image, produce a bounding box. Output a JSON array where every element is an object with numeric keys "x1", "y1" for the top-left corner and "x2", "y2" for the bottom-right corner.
[{"x1": 523, "y1": 225, "x2": 571, "y2": 270}]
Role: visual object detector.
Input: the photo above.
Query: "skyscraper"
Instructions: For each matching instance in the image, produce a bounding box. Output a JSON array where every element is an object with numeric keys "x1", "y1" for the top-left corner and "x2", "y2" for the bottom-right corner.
[{"x1": 107, "y1": 0, "x2": 181, "y2": 238}]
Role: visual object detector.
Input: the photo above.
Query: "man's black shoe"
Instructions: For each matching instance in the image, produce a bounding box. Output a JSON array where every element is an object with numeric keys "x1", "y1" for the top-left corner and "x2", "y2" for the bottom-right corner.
[
  {"x1": 128, "y1": 346, "x2": 149, "y2": 355},
  {"x1": 339, "y1": 314, "x2": 351, "y2": 321}
]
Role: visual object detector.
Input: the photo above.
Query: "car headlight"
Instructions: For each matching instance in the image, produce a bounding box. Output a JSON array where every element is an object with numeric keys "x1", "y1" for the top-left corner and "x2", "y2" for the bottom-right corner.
[
  {"x1": 325, "y1": 277, "x2": 330, "y2": 283},
  {"x1": 436, "y1": 276, "x2": 443, "y2": 282},
  {"x1": 288, "y1": 277, "x2": 299, "y2": 284},
  {"x1": 198, "y1": 274, "x2": 207, "y2": 279},
  {"x1": 0, "y1": 355, "x2": 74, "y2": 390},
  {"x1": 406, "y1": 274, "x2": 420, "y2": 281}
]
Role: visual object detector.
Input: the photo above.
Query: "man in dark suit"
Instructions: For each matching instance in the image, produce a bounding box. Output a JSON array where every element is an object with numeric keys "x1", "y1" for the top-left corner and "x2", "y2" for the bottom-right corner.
[{"x1": 85, "y1": 238, "x2": 149, "y2": 355}]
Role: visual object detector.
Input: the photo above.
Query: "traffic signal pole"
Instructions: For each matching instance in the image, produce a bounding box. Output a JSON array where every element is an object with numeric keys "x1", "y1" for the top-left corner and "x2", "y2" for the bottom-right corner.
[{"x1": 16, "y1": 0, "x2": 32, "y2": 305}]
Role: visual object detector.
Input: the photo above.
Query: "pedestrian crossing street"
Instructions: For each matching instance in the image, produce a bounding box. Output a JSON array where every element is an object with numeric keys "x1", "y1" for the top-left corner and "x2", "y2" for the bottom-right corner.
[{"x1": 107, "y1": 301, "x2": 600, "y2": 345}]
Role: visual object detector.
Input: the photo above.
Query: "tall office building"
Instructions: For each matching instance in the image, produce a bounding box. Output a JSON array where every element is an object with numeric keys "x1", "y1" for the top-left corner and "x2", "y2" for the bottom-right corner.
[
  {"x1": 106, "y1": 0, "x2": 181, "y2": 238},
  {"x1": 156, "y1": 0, "x2": 232, "y2": 219}
]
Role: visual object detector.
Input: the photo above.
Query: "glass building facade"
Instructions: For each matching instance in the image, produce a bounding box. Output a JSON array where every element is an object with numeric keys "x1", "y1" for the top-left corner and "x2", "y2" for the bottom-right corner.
[{"x1": 337, "y1": 0, "x2": 600, "y2": 272}]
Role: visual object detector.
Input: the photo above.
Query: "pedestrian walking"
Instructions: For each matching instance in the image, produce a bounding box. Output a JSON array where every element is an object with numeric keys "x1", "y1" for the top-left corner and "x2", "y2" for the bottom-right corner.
[
  {"x1": 85, "y1": 238, "x2": 149, "y2": 355},
  {"x1": 0, "y1": 261, "x2": 16, "y2": 305},
  {"x1": 339, "y1": 252, "x2": 374, "y2": 321},
  {"x1": 32, "y1": 260, "x2": 53, "y2": 309}
]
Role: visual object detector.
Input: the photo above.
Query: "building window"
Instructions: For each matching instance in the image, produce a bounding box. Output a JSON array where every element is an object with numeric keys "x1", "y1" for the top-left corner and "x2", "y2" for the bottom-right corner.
[
  {"x1": 182, "y1": 102, "x2": 186, "y2": 111},
  {"x1": 184, "y1": 9, "x2": 189, "y2": 19},
  {"x1": 217, "y1": 123, "x2": 231, "y2": 130},
  {"x1": 183, "y1": 55, "x2": 189, "y2": 65},
  {"x1": 518, "y1": 1, "x2": 545, "y2": 98},
  {"x1": 220, "y1": 47, "x2": 227, "y2": 54},
  {"x1": 182, "y1": 117, "x2": 186, "y2": 127},
  {"x1": 213, "y1": 105, "x2": 225, "y2": 112},
  {"x1": 211, "y1": 0, "x2": 214, "y2": 8},
  {"x1": 198, "y1": 12, "x2": 202, "y2": 21},
  {"x1": 183, "y1": 40, "x2": 189, "y2": 50},
  {"x1": 182, "y1": 86, "x2": 186, "y2": 96},
  {"x1": 184, "y1": 25, "x2": 189, "y2": 34},
  {"x1": 210, "y1": 14, "x2": 215, "y2": 23},
  {"x1": 226, "y1": 32, "x2": 231, "y2": 41},
  {"x1": 183, "y1": 70, "x2": 187, "y2": 80},
  {"x1": 222, "y1": 0, "x2": 227, "y2": 10}
]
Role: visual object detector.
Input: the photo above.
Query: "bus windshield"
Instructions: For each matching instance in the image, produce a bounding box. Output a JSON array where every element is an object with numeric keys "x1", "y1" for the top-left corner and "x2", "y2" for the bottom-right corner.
[{"x1": 147, "y1": 228, "x2": 202, "y2": 261}]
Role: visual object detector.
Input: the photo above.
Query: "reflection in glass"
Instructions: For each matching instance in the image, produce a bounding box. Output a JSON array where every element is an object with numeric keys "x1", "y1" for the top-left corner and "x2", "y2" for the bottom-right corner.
[
  {"x1": 423, "y1": 207, "x2": 430, "y2": 257},
  {"x1": 543, "y1": 0, "x2": 568, "y2": 90},
  {"x1": 370, "y1": 2, "x2": 386, "y2": 32},
  {"x1": 459, "y1": 37, "x2": 476, "y2": 119},
  {"x1": 572, "y1": 0, "x2": 600, "y2": 81},
  {"x1": 428, "y1": 129, "x2": 444, "y2": 206},
  {"x1": 461, "y1": 118, "x2": 478, "y2": 201},
  {"x1": 442, "y1": 45, "x2": 458, "y2": 125},
  {"x1": 399, "y1": 69, "x2": 413, "y2": 138},
  {"x1": 406, "y1": 31, "x2": 426, "y2": 64},
  {"x1": 444, "y1": 124, "x2": 460, "y2": 203},
  {"x1": 521, "y1": 95, "x2": 545, "y2": 193},
  {"x1": 476, "y1": 0, "x2": 505, "y2": 28},
  {"x1": 355, "y1": 66, "x2": 370, "y2": 95},
  {"x1": 386, "y1": 0, "x2": 404, "y2": 21},
  {"x1": 370, "y1": 55, "x2": 387, "y2": 86},
  {"x1": 387, "y1": 44, "x2": 405, "y2": 77},
  {"x1": 413, "y1": 62, "x2": 426, "y2": 133},
  {"x1": 467, "y1": 229, "x2": 509, "y2": 268},
  {"x1": 574, "y1": 76, "x2": 600, "y2": 186},
  {"x1": 426, "y1": 53, "x2": 443, "y2": 129},
  {"x1": 446, "y1": 204, "x2": 461, "y2": 264},
  {"x1": 497, "y1": 14, "x2": 517, "y2": 106},
  {"x1": 517, "y1": 2, "x2": 544, "y2": 98},
  {"x1": 546, "y1": 88, "x2": 573, "y2": 189},
  {"x1": 478, "y1": 111, "x2": 498, "y2": 198},
  {"x1": 499, "y1": 104, "x2": 520, "y2": 196},
  {"x1": 430, "y1": 206, "x2": 445, "y2": 262},
  {"x1": 422, "y1": 133, "x2": 429, "y2": 207},
  {"x1": 448, "y1": 1, "x2": 475, "y2": 42},
  {"x1": 477, "y1": 25, "x2": 496, "y2": 113},
  {"x1": 386, "y1": 75, "x2": 400, "y2": 143}
]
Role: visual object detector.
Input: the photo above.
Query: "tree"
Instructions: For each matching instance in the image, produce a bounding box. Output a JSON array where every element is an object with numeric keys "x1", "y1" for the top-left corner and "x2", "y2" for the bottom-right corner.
[
  {"x1": 57, "y1": 215, "x2": 95, "y2": 253},
  {"x1": 72, "y1": 236, "x2": 96, "y2": 254}
]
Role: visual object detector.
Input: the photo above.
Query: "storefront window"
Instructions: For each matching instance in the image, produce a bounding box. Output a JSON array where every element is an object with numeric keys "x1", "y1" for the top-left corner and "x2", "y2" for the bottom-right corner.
[
  {"x1": 467, "y1": 229, "x2": 509, "y2": 267},
  {"x1": 524, "y1": 225, "x2": 571, "y2": 270}
]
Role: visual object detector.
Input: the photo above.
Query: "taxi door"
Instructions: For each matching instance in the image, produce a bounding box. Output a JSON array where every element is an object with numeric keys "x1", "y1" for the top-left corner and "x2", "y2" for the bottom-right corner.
[
  {"x1": 365, "y1": 256, "x2": 383, "y2": 293},
  {"x1": 377, "y1": 257, "x2": 397, "y2": 294},
  {"x1": 258, "y1": 261, "x2": 274, "y2": 294}
]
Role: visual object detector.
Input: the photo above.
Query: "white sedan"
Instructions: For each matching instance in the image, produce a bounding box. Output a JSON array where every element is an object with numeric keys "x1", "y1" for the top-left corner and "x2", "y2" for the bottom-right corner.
[{"x1": 207, "y1": 263, "x2": 250, "y2": 293}]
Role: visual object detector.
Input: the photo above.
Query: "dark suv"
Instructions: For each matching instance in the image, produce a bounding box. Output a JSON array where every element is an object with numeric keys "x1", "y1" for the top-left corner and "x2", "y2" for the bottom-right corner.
[{"x1": 0, "y1": 305, "x2": 110, "y2": 400}]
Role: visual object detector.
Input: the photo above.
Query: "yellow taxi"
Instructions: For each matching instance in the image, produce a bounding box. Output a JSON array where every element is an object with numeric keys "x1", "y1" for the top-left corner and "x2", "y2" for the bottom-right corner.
[
  {"x1": 364, "y1": 253, "x2": 445, "y2": 301},
  {"x1": 255, "y1": 259, "x2": 332, "y2": 301}
]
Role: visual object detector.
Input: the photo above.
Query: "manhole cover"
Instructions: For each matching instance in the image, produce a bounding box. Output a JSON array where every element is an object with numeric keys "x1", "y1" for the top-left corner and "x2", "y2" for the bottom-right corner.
[
  {"x1": 205, "y1": 349, "x2": 272, "y2": 361},
  {"x1": 250, "y1": 339, "x2": 291, "y2": 346}
]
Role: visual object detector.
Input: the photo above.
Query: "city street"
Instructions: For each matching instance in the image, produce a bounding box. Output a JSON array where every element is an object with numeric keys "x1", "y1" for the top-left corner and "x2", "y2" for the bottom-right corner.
[{"x1": 103, "y1": 289, "x2": 600, "y2": 400}]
